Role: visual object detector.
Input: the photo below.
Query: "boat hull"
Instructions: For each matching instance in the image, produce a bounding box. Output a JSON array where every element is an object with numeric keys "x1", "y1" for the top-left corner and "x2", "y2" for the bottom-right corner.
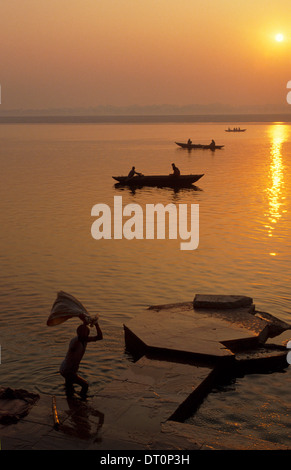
[
  {"x1": 113, "y1": 174, "x2": 204, "y2": 187},
  {"x1": 175, "y1": 142, "x2": 224, "y2": 150}
]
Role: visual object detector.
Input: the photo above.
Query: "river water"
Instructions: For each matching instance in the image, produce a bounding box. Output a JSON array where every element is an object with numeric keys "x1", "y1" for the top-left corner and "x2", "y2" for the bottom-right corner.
[{"x1": 0, "y1": 120, "x2": 290, "y2": 446}]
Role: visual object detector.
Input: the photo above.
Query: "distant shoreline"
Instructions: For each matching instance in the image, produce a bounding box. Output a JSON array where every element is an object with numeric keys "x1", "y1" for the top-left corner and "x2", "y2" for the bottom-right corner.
[{"x1": 0, "y1": 114, "x2": 291, "y2": 124}]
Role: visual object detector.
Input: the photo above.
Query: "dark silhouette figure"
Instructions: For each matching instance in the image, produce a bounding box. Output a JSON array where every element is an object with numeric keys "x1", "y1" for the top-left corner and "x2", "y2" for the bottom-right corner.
[
  {"x1": 60, "y1": 322, "x2": 103, "y2": 397},
  {"x1": 171, "y1": 163, "x2": 180, "y2": 177},
  {"x1": 127, "y1": 166, "x2": 143, "y2": 178},
  {"x1": 209, "y1": 139, "x2": 216, "y2": 150}
]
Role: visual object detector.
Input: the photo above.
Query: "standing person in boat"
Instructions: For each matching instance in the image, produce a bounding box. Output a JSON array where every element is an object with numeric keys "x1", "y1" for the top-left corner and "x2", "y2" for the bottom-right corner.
[
  {"x1": 60, "y1": 319, "x2": 103, "y2": 397},
  {"x1": 171, "y1": 163, "x2": 180, "y2": 177},
  {"x1": 127, "y1": 166, "x2": 143, "y2": 179}
]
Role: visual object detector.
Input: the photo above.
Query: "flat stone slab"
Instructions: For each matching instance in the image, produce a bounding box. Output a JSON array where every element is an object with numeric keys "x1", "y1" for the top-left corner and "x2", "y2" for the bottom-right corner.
[
  {"x1": 124, "y1": 300, "x2": 270, "y2": 364},
  {"x1": 193, "y1": 294, "x2": 254, "y2": 310},
  {"x1": 2, "y1": 357, "x2": 211, "y2": 450},
  {"x1": 234, "y1": 346, "x2": 288, "y2": 373},
  {"x1": 93, "y1": 356, "x2": 215, "y2": 442}
]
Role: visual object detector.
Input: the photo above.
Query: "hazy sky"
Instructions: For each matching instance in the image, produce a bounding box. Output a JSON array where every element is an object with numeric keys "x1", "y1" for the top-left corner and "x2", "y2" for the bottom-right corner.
[{"x1": 1, "y1": 0, "x2": 291, "y2": 111}]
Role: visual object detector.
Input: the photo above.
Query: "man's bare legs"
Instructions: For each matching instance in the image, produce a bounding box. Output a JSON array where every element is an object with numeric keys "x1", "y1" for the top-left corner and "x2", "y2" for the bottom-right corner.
[{"x1": 65, "y1": 374, "x2": 88, "y2": 397}]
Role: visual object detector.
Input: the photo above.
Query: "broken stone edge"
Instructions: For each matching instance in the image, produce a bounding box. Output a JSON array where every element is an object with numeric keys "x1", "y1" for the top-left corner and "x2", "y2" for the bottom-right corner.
[{"x1": 123, "y1": 295, "x2": 291, "y2": 423}]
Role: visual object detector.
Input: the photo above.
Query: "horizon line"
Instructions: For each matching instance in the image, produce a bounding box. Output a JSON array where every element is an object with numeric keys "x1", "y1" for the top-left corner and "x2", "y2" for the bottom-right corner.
[{"x1": 0, "y1": 113, "x2": 291, "y2": 124}]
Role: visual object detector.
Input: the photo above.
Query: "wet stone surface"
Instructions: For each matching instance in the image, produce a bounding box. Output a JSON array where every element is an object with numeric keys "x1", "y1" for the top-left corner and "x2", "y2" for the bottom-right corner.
[{"x1": 1, "y1": 295, "x2": 290, "y2": 450}]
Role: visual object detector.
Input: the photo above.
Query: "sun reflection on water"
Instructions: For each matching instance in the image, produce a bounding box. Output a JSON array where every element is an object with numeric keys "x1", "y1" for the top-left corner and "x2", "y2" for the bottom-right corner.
[{"x1": 264, "y1": 125, "x2": 288, "y2": 242}]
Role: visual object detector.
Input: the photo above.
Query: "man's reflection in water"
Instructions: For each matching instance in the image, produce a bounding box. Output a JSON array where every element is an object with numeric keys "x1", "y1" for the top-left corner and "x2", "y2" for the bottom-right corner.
[{"x1": 60, "y1": 395, "x2": 104, "y2": 443}]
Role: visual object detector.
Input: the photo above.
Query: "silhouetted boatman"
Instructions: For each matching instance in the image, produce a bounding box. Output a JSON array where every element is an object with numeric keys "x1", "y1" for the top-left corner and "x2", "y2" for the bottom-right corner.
[
  {"x1": 171, "y1": 163, "x2": 180, "y2": 177},
  {"x1": 60, "y1": 320, "x2": 103, "y2": 397},
  {"x1": 127, "y1": 166, "x2": 143, "y2": 179}
]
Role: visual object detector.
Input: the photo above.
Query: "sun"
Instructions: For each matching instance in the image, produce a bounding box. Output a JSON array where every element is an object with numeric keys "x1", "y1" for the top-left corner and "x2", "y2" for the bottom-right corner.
[{"x1": 275, "y1": 33, "x2": 284, "y2": 42}]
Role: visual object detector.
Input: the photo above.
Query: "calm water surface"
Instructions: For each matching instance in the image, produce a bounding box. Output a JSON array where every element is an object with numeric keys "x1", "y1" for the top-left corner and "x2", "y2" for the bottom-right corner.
[{"x1": 0, "y1": 122, "x2": 290, "y2": 443}]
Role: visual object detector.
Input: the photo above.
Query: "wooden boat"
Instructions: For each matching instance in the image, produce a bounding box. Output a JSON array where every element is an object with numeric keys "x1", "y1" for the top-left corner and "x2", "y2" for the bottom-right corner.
[
  {"x1": 225, "y1": 128, "x2": 246, "y2": 132},
  {"x1": 175, "y1": 142, "x2": 224, "y2": 150},
  {"x1": 113, "y1": 174, "x2": 204, "y2": 187}
]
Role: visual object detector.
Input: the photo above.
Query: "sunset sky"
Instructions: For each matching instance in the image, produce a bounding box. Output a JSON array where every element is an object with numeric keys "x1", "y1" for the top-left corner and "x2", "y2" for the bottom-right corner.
[{"x1": 1, "y1": 0, "x2": 291, "y2": 112}]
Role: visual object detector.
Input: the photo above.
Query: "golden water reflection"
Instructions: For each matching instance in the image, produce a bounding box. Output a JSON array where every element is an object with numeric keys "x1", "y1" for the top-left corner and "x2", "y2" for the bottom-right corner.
[{"x1": 264, "y1": 125, "x2": 288, "y2": 239}]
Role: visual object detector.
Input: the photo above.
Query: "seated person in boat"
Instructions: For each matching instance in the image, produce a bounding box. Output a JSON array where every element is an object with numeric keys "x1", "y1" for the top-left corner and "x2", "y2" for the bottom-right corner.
[
  {"x1": 187, "y1": 138, "x2": 192, "y2": 145},
  {"x1": 171, "y1": 163, "x2": 180, "y2": 177},
  {"x1": 210, "y1": 139, "x2": 215, "y2": 148},
  {"x1": 127, "y1": 166, "x2": 143, "y2": 179}
]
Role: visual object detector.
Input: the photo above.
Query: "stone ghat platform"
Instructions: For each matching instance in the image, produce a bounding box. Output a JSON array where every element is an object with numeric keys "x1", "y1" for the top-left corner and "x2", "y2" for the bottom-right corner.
[
  {"x1": 125, "y1": 294, "x2": 291, "y2": 371},
  {"x1": 1, "y1": 294, "x2": 291, "y2": 450}
]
